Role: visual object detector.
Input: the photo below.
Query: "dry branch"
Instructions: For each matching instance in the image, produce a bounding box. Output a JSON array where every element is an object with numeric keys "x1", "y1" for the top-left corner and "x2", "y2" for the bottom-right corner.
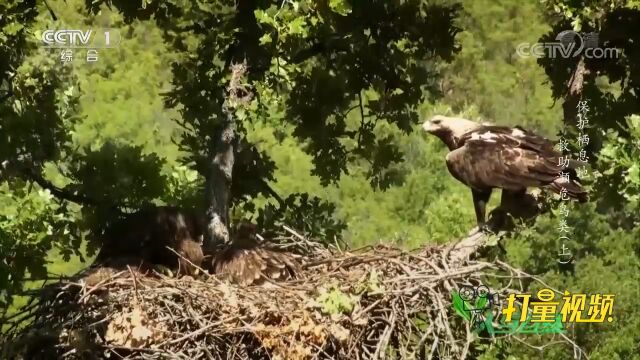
[{"x1": 1, "y1": 228, "x2": 585, "y2": 360}]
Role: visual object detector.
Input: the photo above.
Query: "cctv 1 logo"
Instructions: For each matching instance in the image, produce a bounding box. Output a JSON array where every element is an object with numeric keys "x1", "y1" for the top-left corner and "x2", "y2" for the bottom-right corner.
[{"x1": 39, "y1": 29, "x2": 121, "y2": 48}]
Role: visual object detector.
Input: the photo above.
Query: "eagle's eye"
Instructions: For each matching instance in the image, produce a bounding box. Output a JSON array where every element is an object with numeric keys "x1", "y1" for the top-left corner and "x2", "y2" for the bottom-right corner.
[{"x1": 432, "y1": 119, "x2": 442, "y2": 125}]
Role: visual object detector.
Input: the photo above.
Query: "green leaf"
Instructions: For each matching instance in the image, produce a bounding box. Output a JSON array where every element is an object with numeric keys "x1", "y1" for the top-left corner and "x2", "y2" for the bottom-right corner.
[
  {"x1": 317, "y1": 286, "x2": 358, "y2": 315},
  {"x1": 485, "y1": 234, "x2": 499, "y2": 246},
  {"x1": 329, "y1": 0, "x2": 352, "y2": 16},
  {"x1": 627, "y1": 164, "x2": 640, "y2": 185},
  {"x1": 258, "y1": 33, "x2": 272, "y2": 45},
  {"x1": 3, "y1": 22, "x2": 24, "y2": 36},
  {"x1": 287, "y1": 17, "x2": 307, "y2": 36},
  {"x1": 254, "y1": 10, "x2": 277, "y2": 27},
  {"x1": 391, "y1": 88, "x2": 405, "y2": 96}
]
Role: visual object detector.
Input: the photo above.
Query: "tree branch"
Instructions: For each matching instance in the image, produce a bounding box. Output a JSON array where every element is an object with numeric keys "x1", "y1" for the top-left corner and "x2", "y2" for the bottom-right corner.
[
  {"x1": 289, "y1": 36, "x2": 350, "y2": 64},
  {"x1": 4, "y1": 161, "x2": 124, "y2": 211},
  {"x1": 446, "y1": 191, "x2": 544, "y2": 265},
  {"x1": 42, "y1": 0, "x2": 58, "y2": 21},
  {"x1": 259, "y1": 179, "x2": 285, "y2": 207},
  {"x1": 17, "y1": 164, "x2": 100, "y2": 206}
]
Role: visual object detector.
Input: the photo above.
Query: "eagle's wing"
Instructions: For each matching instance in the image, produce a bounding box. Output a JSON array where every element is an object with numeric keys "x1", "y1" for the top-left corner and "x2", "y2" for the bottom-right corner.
[
  {"x1": 94, "y1": 210, "x2": 155, "y2": 263},
  {"x1": 459, "y1": 125, "x2": 558, "y2": 155},
  {"x1": 446, "y1": 130, "x2": 561, "y2": 191},
  {"x1": 212, "y1": 242, "x2": 300, "y2": 286},
  {"x1": 95, "y1": 207, "x2": 206, "y2": 277}
]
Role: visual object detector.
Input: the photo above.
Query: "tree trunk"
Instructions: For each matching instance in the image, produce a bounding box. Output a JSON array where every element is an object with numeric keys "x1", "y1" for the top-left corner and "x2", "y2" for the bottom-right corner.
[
  {"x1": 201, "y1": 1, "x2": 257, "y2": 256},
  {"x1": 203, "y1": 110, "x2": 235, "y2": 255},
  {"x1": 202, "y1": 60, "x2": 251, "y2": 255},
  {"x1": 562, "y1": 56, "x2": 587, "y2": 125}
]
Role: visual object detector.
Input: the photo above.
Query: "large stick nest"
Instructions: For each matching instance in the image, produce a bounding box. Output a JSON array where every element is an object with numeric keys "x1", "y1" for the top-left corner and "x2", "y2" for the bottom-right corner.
[{"x1": 1, "y1": 229, "x2": 585, "y2": 360}]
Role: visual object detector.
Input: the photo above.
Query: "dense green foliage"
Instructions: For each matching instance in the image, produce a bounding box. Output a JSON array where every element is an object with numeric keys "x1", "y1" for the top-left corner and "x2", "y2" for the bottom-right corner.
[{"x1": 1, "y1": 0, "x2": 639, "y2": 358}]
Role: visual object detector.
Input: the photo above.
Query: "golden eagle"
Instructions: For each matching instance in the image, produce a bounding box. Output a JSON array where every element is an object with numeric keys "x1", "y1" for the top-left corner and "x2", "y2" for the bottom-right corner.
[
  {"x1": 94, "y1": 207, "x2": 299, "y2": 284},
  {"x1": 422, "y1": 115, "x2": 588, "y2": 231},
  {"x1": 212, "y1": 222, "x2": 300, "y2": 286},
  {"x1": 94, "y1": 206, "x2": 204, "y2": 276}
]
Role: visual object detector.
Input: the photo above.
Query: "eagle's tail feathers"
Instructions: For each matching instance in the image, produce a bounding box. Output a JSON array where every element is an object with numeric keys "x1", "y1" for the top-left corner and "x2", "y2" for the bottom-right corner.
[{"x1": 548, "y1": 178, "x2": 589, "y2": 202}]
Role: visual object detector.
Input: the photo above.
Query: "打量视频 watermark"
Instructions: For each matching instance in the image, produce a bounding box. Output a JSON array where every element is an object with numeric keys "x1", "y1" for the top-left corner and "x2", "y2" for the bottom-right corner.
[{"x1": 452, "y1": 286, "x2": 615, "y2": 336}]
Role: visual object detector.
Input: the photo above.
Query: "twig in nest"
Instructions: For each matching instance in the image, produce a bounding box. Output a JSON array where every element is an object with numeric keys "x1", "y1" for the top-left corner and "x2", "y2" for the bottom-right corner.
[
  {"x1": 165, "y1": 246, "x2": 213, "y2": 280},
  {"x1": 160, "y1": 315, "x2": 240, "y2": 346},
  {"x1": 78, "y1": 270, "x2": 127, "y2": 303},
  {"x1": 127, "y1": 265, "x2": 141, "y2": 304}
]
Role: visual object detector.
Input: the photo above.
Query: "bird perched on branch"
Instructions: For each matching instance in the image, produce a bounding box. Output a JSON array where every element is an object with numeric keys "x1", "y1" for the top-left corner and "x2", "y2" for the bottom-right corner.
[
  {"x1": 212, "y1": 222, "x2": 300, "y2": 286},
  {"x1": 94, "y1": 206, "x2": 204, "y2": 276},
  {"x1": 422, "y1": 115, "x2": 588, "y2": 231}
]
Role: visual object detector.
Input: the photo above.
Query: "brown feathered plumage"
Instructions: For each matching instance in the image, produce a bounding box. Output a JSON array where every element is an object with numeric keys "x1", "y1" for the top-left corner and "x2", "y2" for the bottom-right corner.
[
  {"x1": 212, "y1": 223, "x2": 299, "y2": 286},
  {"x1": 94, "y1": 206, "x2": 204, "y2": 276},
  {"x1": 423, "y1": 115, "x2": 588, "y2": 230}
]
